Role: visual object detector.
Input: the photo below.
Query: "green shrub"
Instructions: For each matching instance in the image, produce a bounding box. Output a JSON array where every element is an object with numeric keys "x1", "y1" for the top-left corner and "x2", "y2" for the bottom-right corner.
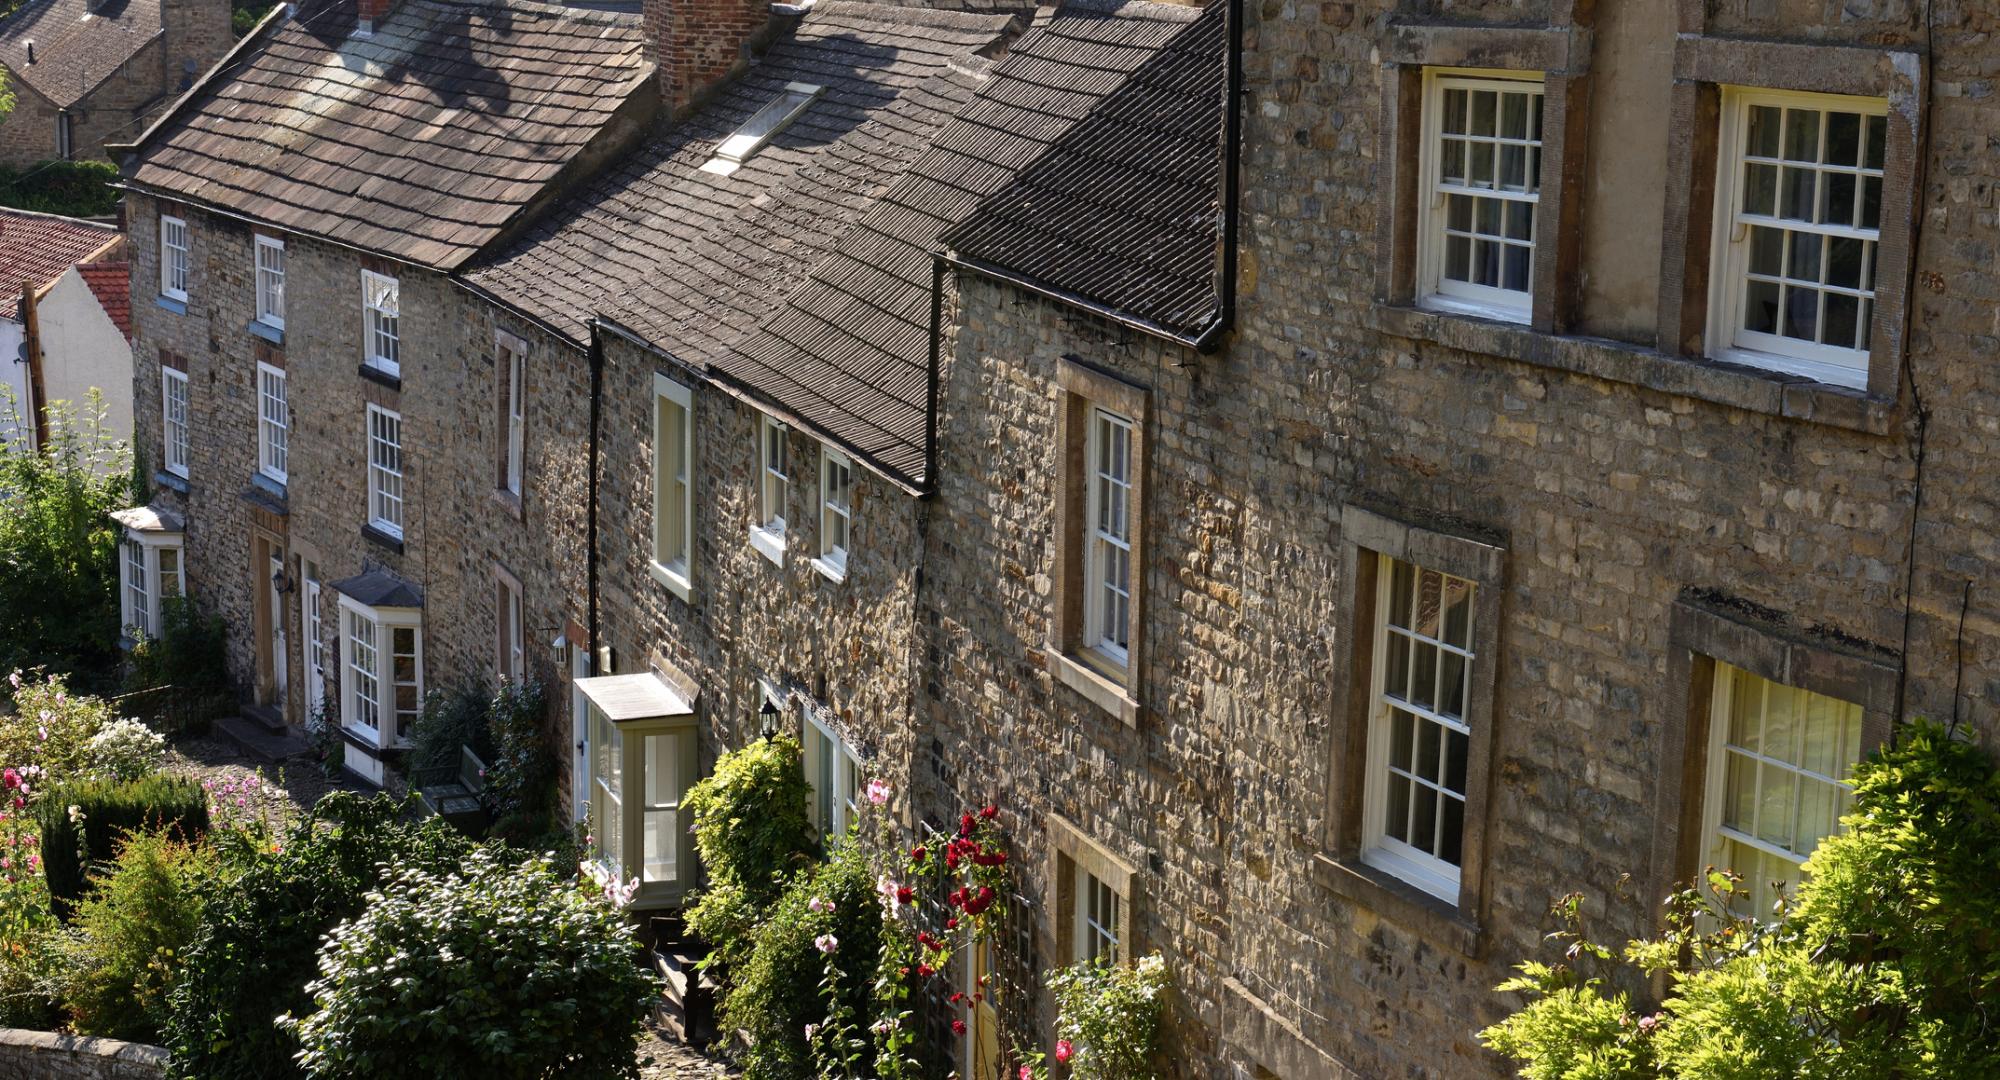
[
  {"x1": 36, "y1": 773, "x2": 208, "y2": 918},
  {"x1": 0, "y1": 160, "x2": 118, "y2": 216},
  {"x1": 482, "y1": 678, "x2": 553, "y2": 843},
  {"x1": 162, "y1": 792, "x2": 474, "y2": 1080},
  {"x1": 0, "y1": 926, "x2": 73, "y2": 1030},
  {"x1": 1033, "y1": 954, "x2": 1171, "y2": 1080},
  {"x1": 682, "y1": 735, "x2": 815, "y2": 971},
  {"x1": 65, "y1": 829, "x2": 220, "y2": 1042},
  {"x1": 84, "y1": 718, "x2": 167, "y2": 782},
  {"x1": 283, "y1": 847, "x2": 656, "y2": 1079},
  {"x1": 1481, "y1": 721, "x2": 2000, "y2": 1079},
  {"x1": 729, "y1": 838, "x2": 885, "y2": 1080},
  {"x1": 0, "y1": 672, "x2": 113, "y2": 783},
  {"x1": 407, "y1": 684, "x2": 491, "y2": 775},
  {"x1": 0, "y1": 394, "x2": 127, "y2": 682}
]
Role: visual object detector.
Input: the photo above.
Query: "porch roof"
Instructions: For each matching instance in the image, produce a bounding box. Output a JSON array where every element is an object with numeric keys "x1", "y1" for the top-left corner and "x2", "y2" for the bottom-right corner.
[{"x1": 576, "y1": 673, "x2": 692, "y2": 723}]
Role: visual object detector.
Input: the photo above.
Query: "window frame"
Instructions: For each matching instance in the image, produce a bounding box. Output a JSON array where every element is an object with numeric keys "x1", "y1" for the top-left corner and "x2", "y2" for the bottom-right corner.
[
  {"x1": 1050, "y1": 359, "x2": 1149, "y2": 726},
  {"x1": 360, "y1": 269, "x2": 401, "y2": 378},
  {"x1": 1082, "y1": 408, "x2": 1134, "y2": 671},
  {"x1": 497, "y1": 334, "x2": 526, "y2": 498},
  {"x1": 1074, "y1": 863, "x2": 1121, "y2": 965},
  {"x1": 254, "y1": 234, "x2": 286, "y2": 330},
  {"x1": 1415, "y1": 69, "x2": 1548, "y2": 324},
  {"x1": 750, "y1": 412, "x2": 789, "y2": 566},
  {"x1": 650, "y1": 373, "x2": 694, "y2": 599},
  {"x1": 336, "y1": 594, "x2": 422, "y2": 749},
  {"x1": 158, "y1": 215, "x2": 189, "y2": 302},
  {"x1": 365, "y1": 404, "x2": 405, "y2": 540},
  {"x1": 1698, "y1": 662, "x2": 1864, "y2": 919},
  {"x1": 802, "y1": 711, "x2": 865, "y2": 843},
  {"x1": 1359, "y1": 553, "x2": 1479, "y2": 903},
  {"x1": 1316, "y1": 504, "x2": 1505, "y2": 949},
  {"x1": 1048, "y1": 813, "x2": 1138, "y2": 970},
  {"x1": 815, "y1": 443, "x2": 852, "y2": 582},
  {"x1": 118, "y1": 531, "x2": 183, "y2": 640},
  {"x1": 160, "y1": 367, "x2": 190, "y2": 478},
  {"x1": 55, "y1": 112, "x2": 73, "y2": 161},
  {"x1": 256, "y1": 361, "x2": 288, "y2": 484},
  {"x1": 1704, "y1": 87, "x2": 1888, "y2": 390},
  {"x1": 495, "y1": 566, "x2": 524, "y2": 684}
]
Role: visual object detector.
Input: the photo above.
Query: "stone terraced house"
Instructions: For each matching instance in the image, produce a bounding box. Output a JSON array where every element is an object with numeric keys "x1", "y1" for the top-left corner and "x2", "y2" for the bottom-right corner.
[{"x1": 113, "y1": 0, "x2": 2000, "y2": 1074}]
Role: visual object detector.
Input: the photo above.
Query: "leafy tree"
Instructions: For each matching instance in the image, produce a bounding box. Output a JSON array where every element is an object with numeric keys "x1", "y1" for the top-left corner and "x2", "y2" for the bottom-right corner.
[
  {"x1": 0, "y1": 393, "x2": 128, "y2": 683},
  {"x1": 1482, "y1": 721, "x2": 2000, "y2": 1079},
  {"x1": 284, "y1": 847, "x2": 656, "y2": 1079},
  {"x1": 0, "y1": 161, "x2": 118, "y2": 216}
]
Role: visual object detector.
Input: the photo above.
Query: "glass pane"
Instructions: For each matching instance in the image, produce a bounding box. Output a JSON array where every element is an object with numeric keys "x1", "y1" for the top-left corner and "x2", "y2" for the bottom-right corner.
[
  {"x1": 1505, "y1": 200, "x2": 1533, "y2": 242},
  {"x1": 1861, "y1": 176, "x2": 1881, "y2": 230},
  {"x1": 1475, "y1": 198, "x2": 1502, "y2": 238},
  {"x1": 1744, "y1": 280, "x2": 1781, "y2": 336},
  {"x1": 1826, "y1": 236, "x2": 1864, "y2": 289},
  {"x1": 1764, "y1": 684, "x2": 1800, "y2": 763},
  {"x1": 1445, "y1": 729, "x2": 1469, "y2": 794},
  {"x1": 1384, "y1": 629, "x2": 1410, "y2": 701},
  {"x1": 1743, "y1": 163, "x2": 1777, "y2": 216},
  {"x1": 1438, "y1": 652, "x2": 1466, "y2": 720},
  {"x1": 644, "y1": 807, "x2": 677, "y2": 882},
  {"x1": 1442, "y1": 88, "x2": 1467, "y2": 135},
  {"x1": 1447, "y1": 194, "x2": 1472, "y2": 232},
  {"x1": 1469, "y1": 142, "x2": 1494, "y2": 187},
  {"x1": 644, "y1": 733, "x2": 676, "y2": 807},
  {"x1": 1780, "y1": 167, "x2": 1816, "y2": 222},
  {"x1": 1824, "y1": 112, "x2": 1860, "y2": 166},
  {"x1": 1747, "y1": 105, "x2": 1782, "y2": 157},
  {"x1": 1440, "y1": 797, "x2": 1464, "y2": 866},
  {"x1": 1410, "y1": 784, "x2": 1438, "y2": 855},
  {"x1": 1415, "y1": 570, "x2": 1442, "y2": 638},
  {"x1": 1782, "y1": 109, "x2": 1820, "y2": 162},
  {"x1": 1385, "y1": 774, "x2": 1410, "y2": 842},
  {"x1": 1503, "y1": 244, "x2": 1531, "y2": 291},
  {"x1": 1474, "y1": 240, "x2": 1501, "y2": 287},
  {"x1": 1445, "y1": 235, "x2": 1470, "y2": 282},
  {"x1": 1499, "y1": 144, "x2": 1525, "y2": 191},
  {"x1": 1795, "y1": 778, "x2": 1838, "y2": 853},
  {"x1": 1781, "y1": 285, "x2": 1819, "y2": 341},
  {"x1": 1756, "y1": 762, "x2": 1795, "y2": 847},
  {"x1": 1441, "y1": 578, "x2": 1473, "y2": 649},
  {"x1": 1415, "y1": 718, "x2": 1441, "y2": 784},
  {"x1": 1823, "y1": 295, "x2": 1860, "y2": 351},
  {"x1": 1500, "y1": 92, "x2": 1527, "y2": 139},
  {"x1": 1822, "y1": 172, "x2": 1856, "y2": 227},
  {"x1": 1389, "y1": 708, "x2": 1414, "y2": 772},
  {"x1": 1864, "y1": 115, "x2": 1886, "y2": 170},
  {"x1": 605, "y1": 724, "x2": 623, "y2": 799},
  {"x1": 1441, "y1": 139, "x2": 1465, "y2": 183},
  {"x1": 1748, "y1": 226, "x2": 1784, "y2": 276},
  {"x1": 1387, "y1": 559, "x2": 1414, "y2": 629},
  {"x1": 1469, "y1": 90, "x2": 1496, "y2": 137},
  {"x1": 1410, "y1": 640, "x2": 1438, "y2": 711},
  {"x1": 1721, "y1": 751, "x2": 1755, "y2": 833},
  {"x1": 1787, "y1": 232, "x2": 1822, "y2": 283}
]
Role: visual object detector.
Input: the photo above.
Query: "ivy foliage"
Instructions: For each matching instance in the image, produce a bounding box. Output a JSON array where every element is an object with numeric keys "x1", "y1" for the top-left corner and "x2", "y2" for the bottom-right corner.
[
  {"x1": 283, "y1": 847, "x2": 657, "y2": 1080},
  {"x1": 728, "y1": 838, "x2": 884, "y2": 1080},
  {"x1": 681, "y1": 735, "x2": 816, "y2": 972},
  {"x1": 161, "y1": 793, "x2": 474, "y2": 1080},
  {"x1": 1481, "y1": 721, "x2": 2000, "y2": 1079}
]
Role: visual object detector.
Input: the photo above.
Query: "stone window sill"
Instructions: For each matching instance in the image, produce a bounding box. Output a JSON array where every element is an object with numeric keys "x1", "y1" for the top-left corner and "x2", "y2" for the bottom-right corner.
[
  {"x1": 648, "y1": 559, "x2": 691, "y2": 603},
  {"x1": 749, "y1": 524, "x2": 786, "y2": 567},
  {"x1": 155, "y1": 295, "x2": 187, "y2": 316},
  {"x1": 810, "y1": 554, "x2": 847, "y2": 585},
  {"x1": 246, "y1": 320, "x2": 284, "y2": 347},
  {"x1": 1367, "y1": 303, "x2": 1896, "y2": 436},
  {"x1": 358, "y1": 363, "x2": 402, "y2": 392},
  {"x1": 1049, "y1": 648, "x2": 1140, "y2": 727},
  {"x1": 492, "y1": 487, "x2": 523, "y2": 522},
  {"x1": 1311, "y1": 851, "x2": 1482, "y2": 958},
  {"x1": 361, "y1": 522, "x2": 405, "y2": 555},
  {"x1": 154, "y1": 470, "x2": 189, "y2": 495}
]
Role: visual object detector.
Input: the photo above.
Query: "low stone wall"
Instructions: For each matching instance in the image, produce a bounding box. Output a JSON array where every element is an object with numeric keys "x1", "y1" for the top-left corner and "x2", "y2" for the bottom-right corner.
[{"x1": 0, "y1": 1028, "x2": 168, "y2": 1079}]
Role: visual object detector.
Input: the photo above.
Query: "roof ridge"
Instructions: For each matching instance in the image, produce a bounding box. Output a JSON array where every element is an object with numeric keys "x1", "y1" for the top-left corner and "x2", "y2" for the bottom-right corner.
[{"x1": 1046, "y1": 0, "x2": 1206, "y2": 23}]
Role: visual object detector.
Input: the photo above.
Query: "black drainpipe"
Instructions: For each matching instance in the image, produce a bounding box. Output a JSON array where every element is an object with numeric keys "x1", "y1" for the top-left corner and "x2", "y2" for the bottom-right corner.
[
  {"x1": 924, "y1": 254, "x2": 947, "y2": 495},
  {"x1": 586, "y1": 321, "x2": 605, "y2": 672},
  {"x1": 1193, "y1": 0, "x2": 1244, "y2": 354}
]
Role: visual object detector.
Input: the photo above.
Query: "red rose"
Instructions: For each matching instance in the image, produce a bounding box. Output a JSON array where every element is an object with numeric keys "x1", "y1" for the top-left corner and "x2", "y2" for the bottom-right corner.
[
  {"x1": 918, "y1": 964, "x2": 935, "y2": 978},
  {"x1": 911, "y1": 846, "x2": 927, "y2": 863},
  {"x1": 980, "y1": 804, "x2": 997, "y2": 819},
  {"x1": 946, "y1": 916, "x2": 958, "y2": 930},
  {"x1": 897, "y1": 886, "x2": 915, "y2": 903},
  {"x1": 960, "y1": 813, "x2": 976, "y2": 837},
  {"x1": 952, "y1": 1019, "x2": 967, "y2": 1036}
]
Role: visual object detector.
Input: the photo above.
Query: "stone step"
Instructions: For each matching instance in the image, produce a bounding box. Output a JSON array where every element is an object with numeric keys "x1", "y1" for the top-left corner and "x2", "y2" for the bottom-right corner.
[
  {"x1": 214, "y1": 715, "x2": 312, "y2": 764},
  {"x1": 239, "y1": 703, "x2": 288, "y2": 734}
]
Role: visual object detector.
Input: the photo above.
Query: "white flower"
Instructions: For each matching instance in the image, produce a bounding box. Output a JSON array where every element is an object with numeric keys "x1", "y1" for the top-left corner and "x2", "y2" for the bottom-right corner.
[
  {"x1": 66, "y1": 804, "x2": 84, "y2": 824},
  {"x1": 865, "y1": 777, "x2": 892, "y2": 806},
  {"x1": 814, "y1": 933, "x2": 839, "y2": 954}
]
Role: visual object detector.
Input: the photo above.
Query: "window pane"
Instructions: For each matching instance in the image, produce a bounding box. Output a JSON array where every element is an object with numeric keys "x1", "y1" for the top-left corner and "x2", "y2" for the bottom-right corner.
[
  {"x1": 1744, "y1": 280, "x2": 1781, "y2": 335},
  {"x1": 1748, "y1": 226, "x2": 1784, "y2": 277},
  {"x1": 1780, "y1": 167, "x2": 1816, "y2": 221},
  {"x1": 1781, "y1": 285, "x2": 1818, "y2": 341},
  {"x1": 1389, "y1": 707, "x2": 1413, "y2": 772},
  {"x1": 1743, "y1": 163, "x2": 1777, "y2": 216},
  {"x1": 1747, "y1": 105, "x2": 1782, "y2": 157},
  {"x1": 1782, "y1": 109, "x2": 1820, "y2": 162}
]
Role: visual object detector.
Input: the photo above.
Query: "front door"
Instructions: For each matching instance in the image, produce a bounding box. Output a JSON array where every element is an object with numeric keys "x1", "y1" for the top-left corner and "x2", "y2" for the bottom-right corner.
[
  {"x1": 268, "y1": 553, "x2": 288, "y2": 709},
  {"x1": 962, "y1": 937, "x2": 1002, "y2": 1080},
  {"x1": 571, "y1": 643, "x2": 592, "y2": 822},
  {"x1": 304, "y1": 565, "x2": 326, "y2": 719}
]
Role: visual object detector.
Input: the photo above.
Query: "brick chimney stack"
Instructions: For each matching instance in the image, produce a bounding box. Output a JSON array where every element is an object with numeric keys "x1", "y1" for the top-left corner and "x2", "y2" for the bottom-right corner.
[
  {"x1": 644, "y1": 0, "x2": 774, "y2": 116},
  {"x1": 158, "y1": 0, "x2": 229, "y2": 92},
  {"x1": 357, "y1": 0, "x2": 398, "y2": 34}
]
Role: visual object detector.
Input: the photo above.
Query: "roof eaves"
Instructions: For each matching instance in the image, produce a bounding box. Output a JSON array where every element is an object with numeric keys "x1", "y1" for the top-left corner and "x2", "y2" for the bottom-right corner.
[
  {"x1": 939, "y1": 247, "x2": 1217, "y2": 351},
  {"x1": 105, "y1": 3, "x2": 290, "y2": 159}
]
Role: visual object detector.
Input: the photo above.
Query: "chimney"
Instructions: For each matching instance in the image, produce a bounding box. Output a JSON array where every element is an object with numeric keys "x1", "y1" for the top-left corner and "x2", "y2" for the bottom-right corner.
[
  {"x1": 157, "y1": 0, "x2": 229, "y2": 91},
  {"x1": 644, "y1": 0, "x2": 776, "y2": 116},
  {"x1": 356, "y1": 0, "x2": 396, "y2": 34}
]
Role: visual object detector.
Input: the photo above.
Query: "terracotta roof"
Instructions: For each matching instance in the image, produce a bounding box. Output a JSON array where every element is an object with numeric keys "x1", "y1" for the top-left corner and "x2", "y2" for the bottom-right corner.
[
  {"x1": 126, "y1": 0, "x2": 650, "y2": 270},
  {"x1": 76, "y1": 261, "x2": 132, "y2": 338},
  {"x1": 0, "y1": 0, "x2": 164, "y2": 109},
  {"x1": 0, "y1": 208, "x2": 118, "y2": 319},
  {"x1": 466, "y1": 1, "x2": 1019, "y2": 355},
  {"x1": 943, "y1": 2, "x2": 1225, "y2": 339},
  {"x1": 721, "y1": 0, "x2": 1207, "y2": 486}
]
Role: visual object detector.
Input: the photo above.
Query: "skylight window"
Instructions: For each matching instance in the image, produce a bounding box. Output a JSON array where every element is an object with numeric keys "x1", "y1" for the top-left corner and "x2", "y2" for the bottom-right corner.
[{"x1": 701, "y1": 82, "x2": 824, "y2": 176}]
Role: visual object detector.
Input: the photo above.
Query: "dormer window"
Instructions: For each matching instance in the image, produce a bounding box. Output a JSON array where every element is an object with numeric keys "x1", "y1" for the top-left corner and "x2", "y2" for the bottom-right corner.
[{"x1": 700, "y1": 83, "x2": 824, "y2": 177}]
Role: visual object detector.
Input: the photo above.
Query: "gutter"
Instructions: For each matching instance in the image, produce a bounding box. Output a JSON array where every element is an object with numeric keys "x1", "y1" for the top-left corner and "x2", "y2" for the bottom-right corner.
[{"x1": 937, "y1": 250, "x2": 1214, "y2": 353}]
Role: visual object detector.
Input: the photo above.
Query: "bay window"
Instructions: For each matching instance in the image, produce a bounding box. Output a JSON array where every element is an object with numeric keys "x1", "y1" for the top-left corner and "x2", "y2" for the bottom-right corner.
[
  {"x1": 575, "y1": 672, "x2": 696, "y2": 908},
  {"x1": 803, "y1": 713, "x2": 863, "y2": 843},
  {"x1": 110, "y1": 505, "x2": 185, "y2": 641}
]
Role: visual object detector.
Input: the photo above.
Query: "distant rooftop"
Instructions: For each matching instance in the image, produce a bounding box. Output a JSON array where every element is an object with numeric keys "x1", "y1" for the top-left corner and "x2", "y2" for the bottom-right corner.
[
  {"x1": 124, "y1": 0, "x2": 651, "y2": 269},
  {"x1": 0, "y1": 0, "x2": 164, "y2": 108},
  {"x1": 0, "y1": 208, "x2": 118, "y2": 319}
]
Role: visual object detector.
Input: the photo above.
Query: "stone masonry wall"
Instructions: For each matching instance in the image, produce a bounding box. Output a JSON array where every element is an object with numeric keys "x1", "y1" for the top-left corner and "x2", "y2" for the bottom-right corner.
[{"x1": 0, "y1": 1028, "x2": 167, "y2": 1080}]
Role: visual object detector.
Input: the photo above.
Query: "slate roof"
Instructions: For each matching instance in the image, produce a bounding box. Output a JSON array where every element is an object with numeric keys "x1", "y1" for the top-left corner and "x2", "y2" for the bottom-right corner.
[
  {"x1": 466, "y1": 1, "x2": 1019, "y2": 354},
  {"x1": 124, "y1": 0, "x2": 650, "y2": 270},
  {"x1": 0, "y1": 0, "x2": 164, "y2": 109},
  {"x1": 76, "y1": 262, "x2": 132, "y2": 339},
  {"x1": 722, "y1": 0, "x2": 1208, "y2": 486},
  {"x1": 0, "y1": 208, "x2": 119, "y2": 319},
  {"x1": 943, "y1": 2, "x2": 1225, "y2": 340},
  {"x1": 330, "y1": 569, "x2": 425, "y2": 608}
]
